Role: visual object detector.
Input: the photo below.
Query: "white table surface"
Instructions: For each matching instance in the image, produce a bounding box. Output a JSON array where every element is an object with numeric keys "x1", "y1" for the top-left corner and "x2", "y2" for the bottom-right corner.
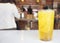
[{"x1": 0, "y1": 30, "x2": 60, "y2": 43}]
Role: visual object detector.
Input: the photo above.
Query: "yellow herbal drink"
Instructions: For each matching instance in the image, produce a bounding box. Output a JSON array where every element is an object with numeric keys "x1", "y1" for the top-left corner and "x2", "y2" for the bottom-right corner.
[{"x1": 38, "y1": 10, "x2": 55, "y2": 41}]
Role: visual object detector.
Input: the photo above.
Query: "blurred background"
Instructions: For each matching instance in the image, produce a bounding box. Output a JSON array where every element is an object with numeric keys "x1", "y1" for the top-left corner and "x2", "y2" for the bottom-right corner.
[
  {"x1": 15, "y1": 0, "x2": 60, "y2": 30},
  {"x1": 1, "y1": 0, "x2": 60, "y2": 30}
]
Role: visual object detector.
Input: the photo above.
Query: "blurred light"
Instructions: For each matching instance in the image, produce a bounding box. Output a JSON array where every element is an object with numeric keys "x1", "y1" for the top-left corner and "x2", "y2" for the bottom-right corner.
[
  {"x1": 37, "y1": 0, "x2": 40, "y2": 3},
  {"x1": 21, "y1": 0, "x2": 24, "y2": 2}
]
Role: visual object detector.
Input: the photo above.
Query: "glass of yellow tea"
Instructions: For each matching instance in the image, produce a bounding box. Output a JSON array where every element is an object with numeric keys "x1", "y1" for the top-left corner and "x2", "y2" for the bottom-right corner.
[{"x1": 38, "y1": 9, "x2": 55, "y2": 41}]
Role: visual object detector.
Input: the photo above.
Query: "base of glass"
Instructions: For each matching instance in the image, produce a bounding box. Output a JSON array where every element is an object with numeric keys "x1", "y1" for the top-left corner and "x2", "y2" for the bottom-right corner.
[{"x1": 40, "y1": 39, "x2": 52, "y2": 41}]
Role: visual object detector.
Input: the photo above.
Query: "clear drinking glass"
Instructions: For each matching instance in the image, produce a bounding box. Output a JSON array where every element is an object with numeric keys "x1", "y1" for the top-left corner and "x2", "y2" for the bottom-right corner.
[{"x1": 38, "y1": 10, "x2": 55, "y2": 41}]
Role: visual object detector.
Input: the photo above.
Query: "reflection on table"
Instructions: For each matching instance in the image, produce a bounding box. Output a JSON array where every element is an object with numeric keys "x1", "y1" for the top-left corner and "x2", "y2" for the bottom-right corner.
[{"x1": 0, "y1": 30, "x2": 60, "y2": 43}]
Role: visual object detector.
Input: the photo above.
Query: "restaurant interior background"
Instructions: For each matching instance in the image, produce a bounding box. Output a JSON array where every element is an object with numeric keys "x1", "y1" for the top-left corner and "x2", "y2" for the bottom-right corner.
[{"x1": 7, "y1": 0, "x2": 60, "y2": 30}]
